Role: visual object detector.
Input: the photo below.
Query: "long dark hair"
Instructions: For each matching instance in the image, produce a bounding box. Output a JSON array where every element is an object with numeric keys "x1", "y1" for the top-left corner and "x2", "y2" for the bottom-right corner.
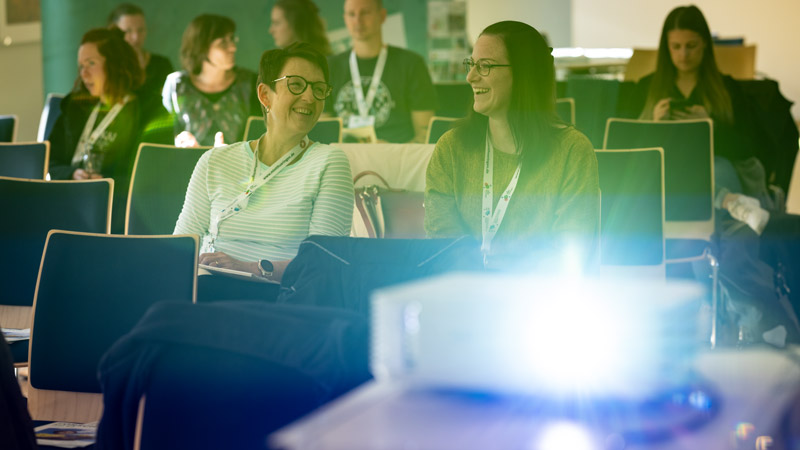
[
  {"x1": 457, "y1": 21, "x2": 561, "y2": 164},
  {"x1": 74, "y1": 27, "x2": 142, "y2": 103},
  {"x1": 274, "y1": 0, "x2": 332, "y2": 56},
  {"x1": 641, "y1": 5, "x2": 732, "y2": 123},
  {"x1": 180, "y1": 14, "x2": 236, "y2": 75}
]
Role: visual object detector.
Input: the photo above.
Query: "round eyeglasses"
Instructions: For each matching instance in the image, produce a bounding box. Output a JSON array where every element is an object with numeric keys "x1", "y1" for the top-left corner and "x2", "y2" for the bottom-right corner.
[
  {"x1": 272, "y1": 75, "x2": 332, "y2": 101},
  {"x1": 463, "y1": 58, "x2": 511, "y2": 76}
]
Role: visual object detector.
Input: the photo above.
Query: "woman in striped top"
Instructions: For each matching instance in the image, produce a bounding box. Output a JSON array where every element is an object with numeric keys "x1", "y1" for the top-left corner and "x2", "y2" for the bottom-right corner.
[{"x1": 174, "y1": 42, "x2": 354, "y2": 286}]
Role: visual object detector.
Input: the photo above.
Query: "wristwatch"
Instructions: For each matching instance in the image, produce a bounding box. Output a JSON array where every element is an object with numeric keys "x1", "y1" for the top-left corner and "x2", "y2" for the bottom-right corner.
[{"x1": 258, "y1": 259, "x2": 274, "y2": 278}]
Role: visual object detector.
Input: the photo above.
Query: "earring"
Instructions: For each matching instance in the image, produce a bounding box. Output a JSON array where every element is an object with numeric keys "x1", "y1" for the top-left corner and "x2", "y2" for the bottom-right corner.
[{"x1": 265, "y1": 106, "x2": 270, "y2": 113}]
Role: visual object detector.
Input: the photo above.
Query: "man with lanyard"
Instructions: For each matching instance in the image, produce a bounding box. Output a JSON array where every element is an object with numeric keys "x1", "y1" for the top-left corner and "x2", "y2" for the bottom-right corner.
[{"x1": 326, "y1": 0, "x2": 437, "y2": 143}]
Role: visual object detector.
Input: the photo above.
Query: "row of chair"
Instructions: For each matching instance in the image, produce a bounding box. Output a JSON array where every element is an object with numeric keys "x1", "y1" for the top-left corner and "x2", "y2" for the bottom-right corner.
[
  {"x1": 240, "y1": 98, "x2": 577, "y2": 145},
  {"x1": 0, "y1": 121, "x2": 713, "y2": 430}
]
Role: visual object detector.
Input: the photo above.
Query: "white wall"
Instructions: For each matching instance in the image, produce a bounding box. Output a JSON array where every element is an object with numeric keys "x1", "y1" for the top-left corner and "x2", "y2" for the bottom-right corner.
[
  {"x1": 466, "y1": 0, "x2": 571, "y2": 47},
  {"x1": 0, "y1": 42, "x2": 43, "y2": 142},
  {"x1": 572, "y1": 0, "x2": 800, "y2": 119}
]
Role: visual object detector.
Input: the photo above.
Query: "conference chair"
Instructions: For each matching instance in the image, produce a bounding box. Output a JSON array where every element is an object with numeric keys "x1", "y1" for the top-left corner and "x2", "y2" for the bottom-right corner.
[
  {"x1": 243, "y1": 116, "x2": 266, "y2": 141},
  {"x1": 0, "y1": 177, "x2": 112, "y2": 365},
  {"x1": 0, "y1": 141, "x2": 49, "y2": 179},
  {"x1": 309, "y1": 117, "x2": 343, "y2": 144},
  {"x1": 556, "y1": 97, "x2": 576, "y2": 125},
  {"x1": 95, "y1": 302, "x2": 370, "y2": 450},
  {"x1": 243, "y1": 116, "x2": 343, "y2": 143},
  {"x1": 125, "y1": 143, "x2": 210, "y2": 235},
  {"x1": 425, "y1": 116, "x2": 457, "y2": 144},
  {"x1": 595, "y1": 148, "x2": 666, "y2": 279},
  {"x1": 603, "y1": 118, "x2": 715, "y2": 262},
  {"x1": 36, "y1": 93, "x2": 64, "y2": 142},
  {"x1": 26, "y1": 231, "x2": 198, "y2": 423},
  {"x1": 0, "y1": 114, "x2": 18, "y2": 142}
]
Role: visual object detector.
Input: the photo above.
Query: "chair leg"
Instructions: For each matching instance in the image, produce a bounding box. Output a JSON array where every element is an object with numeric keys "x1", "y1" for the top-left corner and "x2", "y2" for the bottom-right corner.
[{"x1": 708, "y1": 251, "x2": 720, "y2": 349}]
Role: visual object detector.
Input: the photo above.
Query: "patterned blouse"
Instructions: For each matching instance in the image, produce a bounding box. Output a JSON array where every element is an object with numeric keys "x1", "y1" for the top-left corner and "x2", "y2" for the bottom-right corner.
[{"x1": 161, "y1": 67, "x2": 260, "y2": 146}]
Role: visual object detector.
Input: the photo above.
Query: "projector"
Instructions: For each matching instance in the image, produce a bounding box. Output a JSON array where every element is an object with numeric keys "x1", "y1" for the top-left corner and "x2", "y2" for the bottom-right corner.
[{"x1": 371, "y1": 273, "x2": 706, "y2": 399}]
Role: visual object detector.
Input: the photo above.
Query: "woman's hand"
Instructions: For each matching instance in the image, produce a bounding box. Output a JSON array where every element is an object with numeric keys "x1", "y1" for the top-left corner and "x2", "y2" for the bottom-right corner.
[
  {"x1": 214, "y1": 131, "x2": 225, "y2": 147},
  {"x1": 653, "y1": 98, "x2": 671, "y2": 121},
  {"x1": 175, "y1": 131, "x2": 200, "y2": 148},
  {"x1": 72, "y1": 168, "x2": 104, "y2": 180},
  {"x1": 200, "y1": 252, "x2": 259, "y2": 275},
  {"x1": 671, "y1": 104, "x2": 709, "y2": 120}
]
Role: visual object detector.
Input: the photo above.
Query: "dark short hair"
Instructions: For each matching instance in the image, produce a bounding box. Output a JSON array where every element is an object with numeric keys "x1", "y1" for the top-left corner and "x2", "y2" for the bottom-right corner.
[
  {"x1": 258, "y1": 42, "x2": 329, "y2": 117},
  {"x1": 274, "y1": 0, "x2": 332, "y2": 55},
  {"x1": 107, "y1": 3, "x2": 144, "y2": 25},
  {"x1": 258, "y1": 41, "x2": 329, "y2": 86},
  {"x1": 180, "y1": 14, "x2": 236, "y2": 75},
  {"x1": 74, "y1": 27, "x2": 142, "y2": 103}
]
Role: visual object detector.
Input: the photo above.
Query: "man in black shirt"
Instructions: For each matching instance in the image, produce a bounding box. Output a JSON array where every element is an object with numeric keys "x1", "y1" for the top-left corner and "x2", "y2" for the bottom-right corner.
[{"x1": 326, "y1": 0, "x2": 437, "y2": 143}]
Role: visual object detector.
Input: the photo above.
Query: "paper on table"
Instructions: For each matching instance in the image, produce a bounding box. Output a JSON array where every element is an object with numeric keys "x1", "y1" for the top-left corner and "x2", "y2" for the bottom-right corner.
[
  {"x1": 35, "y1": 421, "x2": 97, "y2": 448},
  {"x1": 2, "y1": 327, "x2": 30, "y2": 342},
  {"x1": 198, "y1": 265, "x2": 278, "y2": 284}
]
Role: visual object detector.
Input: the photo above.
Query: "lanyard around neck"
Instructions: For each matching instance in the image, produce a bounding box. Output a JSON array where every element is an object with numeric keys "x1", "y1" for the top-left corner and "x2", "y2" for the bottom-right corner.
[
  {"x1": 71, "y1": 96, "x2": 130, "y2": 165},
  {"x1": 206, "y1": 136, "x2": 311, "y2": 252},
  {"x1": 481, "y1": 127, "x2": 522, "y2": 262},
  {"x1": 349, "y1": 45, "x2": 388, "y2": 118}
]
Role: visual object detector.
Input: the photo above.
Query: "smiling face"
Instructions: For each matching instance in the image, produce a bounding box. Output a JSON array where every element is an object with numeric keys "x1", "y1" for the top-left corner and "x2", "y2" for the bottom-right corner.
[
  {"x1": 261, "y1": 57, "x2": 325, "y2": 137},
  {"x1": 344, "y1": 0, "x2": 385, "y2": 43},
  {"x1": 78, "y1": 42, "x2": 107, "y2": 99},
  {"x1": 269, "y1": 6, "x2": 296, "y2": 48},
  {"x1": 467, "y1": 34, "x2": 513, "y2": 120},
  {"x1": 115, "y1": 13, "x2": 147, "y2": 51},
  {"x1": 206, "y1": 33, "x2": 237, "y2": 71},
  {"x1": 668, "y1": 29, "x2": 705, "y2": 75}
]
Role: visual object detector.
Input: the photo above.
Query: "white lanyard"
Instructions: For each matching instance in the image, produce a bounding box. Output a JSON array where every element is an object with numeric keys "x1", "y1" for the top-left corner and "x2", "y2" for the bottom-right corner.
[
  {"x1": 71, "y1": 96, "x2": 130, "y2": 165},
  {"x1": 481, "y1": 128, "x2": 521, "y2": 265},
  {"x1": 207, "y1": 136, "x2": 311, "y2": 252},
  {"x1": 349, "y1": 45, "x2": 388, "y2": 118}
]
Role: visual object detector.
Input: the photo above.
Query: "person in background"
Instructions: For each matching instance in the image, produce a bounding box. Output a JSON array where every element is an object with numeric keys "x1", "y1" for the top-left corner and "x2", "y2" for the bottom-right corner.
[
  {"x1": 49, "y1": 28, "x2": 170, "y2": 233},
  {"x1": 269, "y1": 0, "x2": 332, "y2": 56},
  {"x1": 174, "y1": 42, "x2": 353, "y2": 301},
  {"x1": 326, "y1": 0, "x2": 436, "y2": 143},
  {"x1": 107, "y1": 3, "x2": 173, "y2": 103},
  {"x1": 633, "y1": 5, "x2": 800, "y2": 344},
  {"x1": 424, "y1": 21, "x2": 599, "y2": 269},
  {"x1": 162, "y1": 14, "x2": 260, "y2": 147}
]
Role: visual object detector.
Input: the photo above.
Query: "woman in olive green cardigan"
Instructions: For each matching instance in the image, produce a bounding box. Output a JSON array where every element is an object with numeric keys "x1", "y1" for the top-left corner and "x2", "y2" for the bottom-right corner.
[{"x1": 424, "y1": 21, "x2": 600, "y2": 269}]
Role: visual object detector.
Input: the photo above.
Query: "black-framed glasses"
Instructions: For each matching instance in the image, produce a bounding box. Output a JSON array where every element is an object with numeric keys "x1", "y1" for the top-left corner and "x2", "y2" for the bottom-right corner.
[
  {"x1": 272, "y1": 75, "x2": 332, "y2": 101},
  {"x1": 214, "y1": 34, "x2": 239, "y2": 48},
  {"x1": 463, "y1": 58, "x2": 511, "y2": 76}
]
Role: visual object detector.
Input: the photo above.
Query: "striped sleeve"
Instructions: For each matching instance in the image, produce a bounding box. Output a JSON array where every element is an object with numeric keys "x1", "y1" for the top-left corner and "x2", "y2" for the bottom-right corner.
[
  {"x1": 308, "y1": 146, "x2": 354, "y2": 237},
  {"x1": 173, "y1": 149, "x2": 212, "y2": 237}
]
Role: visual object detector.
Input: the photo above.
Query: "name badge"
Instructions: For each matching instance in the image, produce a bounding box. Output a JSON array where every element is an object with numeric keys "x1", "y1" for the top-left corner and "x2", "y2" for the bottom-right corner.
[{"x1": 348, "y1": 115, "x2": 376, "y2": 129}]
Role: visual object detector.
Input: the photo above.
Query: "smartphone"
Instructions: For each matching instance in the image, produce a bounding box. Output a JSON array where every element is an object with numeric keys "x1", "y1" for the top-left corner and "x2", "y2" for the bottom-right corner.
[{"x1": 670, "y1": 99, "x2": 693, "y2": 113}]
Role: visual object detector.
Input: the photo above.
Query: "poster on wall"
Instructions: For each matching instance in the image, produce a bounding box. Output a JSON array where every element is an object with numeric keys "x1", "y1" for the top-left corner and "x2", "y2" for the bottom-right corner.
[
  {"x1": 0, "y1": 0, "x2": 41, "y2": 46},
  {"x1": 428, "y1": 0, "x2": 468, "y2": 82}
]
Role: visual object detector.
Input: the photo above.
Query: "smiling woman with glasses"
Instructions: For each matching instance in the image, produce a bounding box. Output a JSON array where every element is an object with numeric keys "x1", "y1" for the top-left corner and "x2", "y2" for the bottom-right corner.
[
  {"x1": 424, "y1": 21, "x2": 600, "y2": 270},
  {"x1": 162, "y1": 14, "x2": 261, "y2": 148},
  {"x1": 175, "y1": 42, "x2": 354, "y2": 301}
]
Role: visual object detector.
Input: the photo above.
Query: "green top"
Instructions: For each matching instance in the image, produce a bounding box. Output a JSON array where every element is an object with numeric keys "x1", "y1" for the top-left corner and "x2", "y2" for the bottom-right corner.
[{"x1": 424, "y1": 125, "x2": 600, "y2": 265}]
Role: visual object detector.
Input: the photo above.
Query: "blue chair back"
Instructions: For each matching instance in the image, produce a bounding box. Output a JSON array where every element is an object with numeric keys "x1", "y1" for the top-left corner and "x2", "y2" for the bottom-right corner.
[
  {"x1": 0, "y1": 142, "x2": 49, "y2": 179},
  {"x1": 0, "y1": 115, "x2": 17, "y2": 142},
  {"x1": 126, "y1": 143, "x2": 210, "y2": 235},
  {"x1": 595, "y1": 148, "x2": 665, "y2": 269},
  {"x1": 29, "y1": 231, "x2": 198, "y2": 394},
  {"x1": 37, "y1": 94, "x2": 64, "y2": 142},
  {"x1": 0, "y1": 177, "x2": 112, "y2": 308}
]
